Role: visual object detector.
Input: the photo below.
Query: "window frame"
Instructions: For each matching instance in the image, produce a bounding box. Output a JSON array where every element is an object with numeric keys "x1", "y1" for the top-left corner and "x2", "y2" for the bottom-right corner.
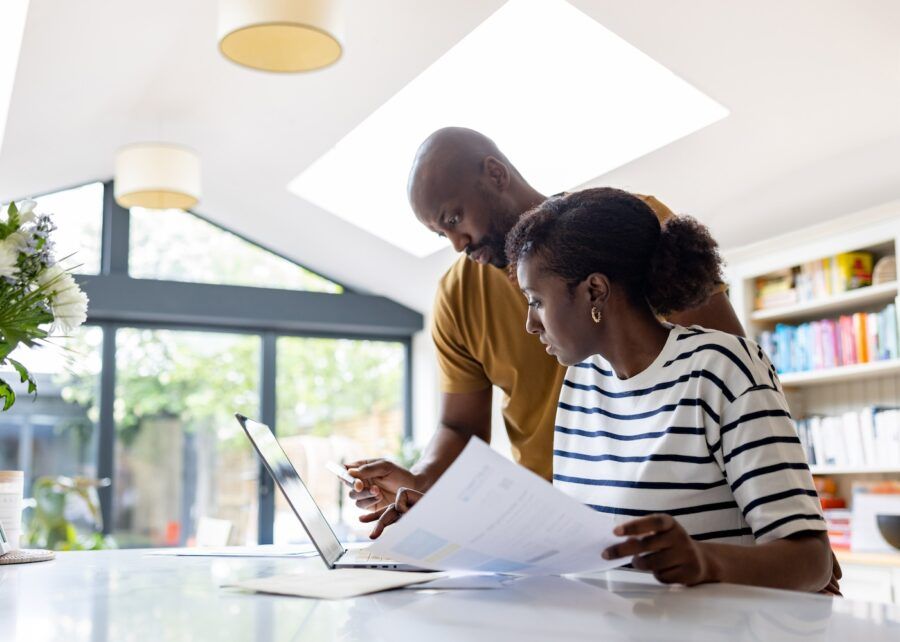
[{"x1": 21, "y1": 180, "x2": 420, "y2": 544}]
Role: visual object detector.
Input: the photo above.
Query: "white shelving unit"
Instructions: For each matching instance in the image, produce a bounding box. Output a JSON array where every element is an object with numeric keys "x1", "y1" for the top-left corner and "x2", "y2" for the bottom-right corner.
[
  {"x1": 750, "y1": 281, "x2": 898, "y2": 323},
  {"x1": 779, "y1": 359, "x2": 900, "y2": 388},
  {"x1": 725, "y1": 200, "x2": 900, "y2": 603},
  {"x1": 810, "y1": 466, "x2": 900, "y2": 475}
]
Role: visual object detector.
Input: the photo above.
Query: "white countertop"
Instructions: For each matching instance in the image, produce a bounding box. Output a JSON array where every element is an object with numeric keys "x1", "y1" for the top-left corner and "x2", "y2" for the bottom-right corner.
[{"x1": 1, "y1": 549, "x2": 898, "y2": 641}]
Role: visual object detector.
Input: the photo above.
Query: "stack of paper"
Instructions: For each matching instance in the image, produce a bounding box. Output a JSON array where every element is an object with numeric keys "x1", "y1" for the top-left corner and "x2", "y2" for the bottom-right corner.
[{"x1": 370, "y1": 438, "x2": 627, "y2": 575}]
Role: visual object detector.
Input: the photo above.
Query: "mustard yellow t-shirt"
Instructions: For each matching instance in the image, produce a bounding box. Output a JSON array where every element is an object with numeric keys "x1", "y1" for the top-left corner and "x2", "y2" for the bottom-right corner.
[{"x1": 431, "y1": 194, "x2": 676, "y2": 480}]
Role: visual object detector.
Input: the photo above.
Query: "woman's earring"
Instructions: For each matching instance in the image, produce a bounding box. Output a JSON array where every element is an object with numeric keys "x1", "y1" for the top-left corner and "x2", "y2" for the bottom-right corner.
[{"x1": 591, "y1": 306, "x2": 602, "y2": 324}]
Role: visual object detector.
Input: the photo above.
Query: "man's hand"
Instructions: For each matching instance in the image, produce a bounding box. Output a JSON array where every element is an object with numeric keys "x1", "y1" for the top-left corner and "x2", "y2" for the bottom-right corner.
[
  {"x1": 602, "y1": 514, "x2": 718, "y2": 586},
  {"x1": 345, "y1": 459, "x2": 420, "y2": 512},
  {"x1": 359, "y1": 487, "x2": 424, "y2": 539}
]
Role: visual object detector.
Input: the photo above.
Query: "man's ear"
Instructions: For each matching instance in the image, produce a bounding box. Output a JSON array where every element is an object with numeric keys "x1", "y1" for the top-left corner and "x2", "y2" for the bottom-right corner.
[
  {"x1": 483, "y1": 155, "x2": 511, "y2": 191},
  {"x1": 586, "y1": 273, "x2": 610, "y2": 307}
]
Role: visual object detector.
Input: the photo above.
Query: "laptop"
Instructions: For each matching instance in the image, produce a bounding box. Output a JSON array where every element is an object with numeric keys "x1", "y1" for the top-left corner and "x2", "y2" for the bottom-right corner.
[{"x1": 235, "y1": 413, "x2": 430, "y2": 572}]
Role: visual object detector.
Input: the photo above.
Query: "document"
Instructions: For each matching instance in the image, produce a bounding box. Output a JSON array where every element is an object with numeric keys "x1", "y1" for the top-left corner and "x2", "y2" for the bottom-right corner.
[
  {"x1": 369, "y1": 438, "x2": 627, "y2": 576},
  {"x1": 226, "y1": 568, "x2": 441, "y2": 599}
]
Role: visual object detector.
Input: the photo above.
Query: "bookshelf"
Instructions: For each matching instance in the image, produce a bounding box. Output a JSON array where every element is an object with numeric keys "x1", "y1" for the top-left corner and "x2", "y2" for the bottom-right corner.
[
  {"x1": 779, "y1": 359, "x2": 900, "y2": 388},
  {"x1": 810, "y1": 466, "x2": 900, "y2": 475},
  {"x1": 725, "y1": 201, "x2": 900, "y2": 600},
  {"x1": 750, "y1": 281, "x2": 898, "y2": 323}
]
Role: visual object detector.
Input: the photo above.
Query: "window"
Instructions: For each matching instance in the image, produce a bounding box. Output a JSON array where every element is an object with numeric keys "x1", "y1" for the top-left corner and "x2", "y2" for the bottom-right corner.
[
  {"x1": 32, "y1": 182, "x2": 103, "y2": 274},
  {"x1": 0, "y1": 326, "x2": 103, "y2": 499},
  {"x1": 128, "y1": 207, "x2": 342, "y2": 293},
  {"x1": 112, "y1": 329, "x2": 260, "y2": 548},
  {"x1": 274, "y1": 337, "x2": 405, "y2": 542},
  {"x1": 0, "y1": 180, "x2": 417, "y2": 549}
]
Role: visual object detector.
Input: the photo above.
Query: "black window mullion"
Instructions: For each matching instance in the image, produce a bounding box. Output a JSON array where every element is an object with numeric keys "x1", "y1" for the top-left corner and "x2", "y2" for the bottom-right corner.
[
  {"x1": 403, "y1": 339, "x2": 413, "y2": 441},
  {"x1": 100, "y1": 181, "x2": 130, "y2": 275},
  {"x1": 257, "y1": 332, "x2": 277, "y2": 544},
  {"x1": 97, "y1": 323, "x2": 117, "y2": 535}
]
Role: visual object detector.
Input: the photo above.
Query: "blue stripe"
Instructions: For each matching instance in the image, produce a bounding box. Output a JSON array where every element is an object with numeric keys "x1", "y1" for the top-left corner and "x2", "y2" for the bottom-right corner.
[
  {"x1": 754, "y1": 513, "x2": 825, "y2": 538},
  {"x1": 559, "y1": 398, "x2": 721, "y2": 424},
  {"x1": 730, "y1": 462, "x2": 810, "y2": 492},
  {"x1": 553, "y1": 473, "x2": 727, "y2": 491},
  {"x1": 563, "y1": 369, "x2": 736, "y2": 403},
  {"x1": 586, "y1": 500, "x2": 738, "y2": 518},
  {"x1": 663, "y1": 344, "x2": 756, "y2": 386},
  {"x1": 710, "y1": 409, "x2": 794, "y2": 451},
  {"x1": 573, "y1": 362, "x2": 612, "y2": 376},
  {"x1": 739, "y1": 384, "x2": 780, "y2": 396},
  {"x1": 723, "y1": 435, "x2": 801, "y2": 464},
  {"x1": 676, "y1": 329, "x2": 710, "y2": 341},
  {"x1": 554, "y1": 449, "x2": 714, "y2": 464},
  {"x1": 692, "y1": 527, "x2": 753, "y2": 541},
  {"x1": 742, "y1": 488, "x2": 819, "y2": 517},
  {"x1": 555, "y1": 424, "x2": 705, "y2": 441}
]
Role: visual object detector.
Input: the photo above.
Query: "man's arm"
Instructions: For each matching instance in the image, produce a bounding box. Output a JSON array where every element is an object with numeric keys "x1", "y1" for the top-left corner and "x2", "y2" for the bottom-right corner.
[
  {"x1": 667, "y1": 290, "x2": 745, "y2": 337},
  {"x1": 348, "y1": 386, "x2": 492, "y2": 511}
]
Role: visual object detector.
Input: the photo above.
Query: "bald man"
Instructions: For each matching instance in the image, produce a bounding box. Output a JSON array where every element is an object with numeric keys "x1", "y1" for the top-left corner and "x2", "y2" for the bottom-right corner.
[{"x1": 347, "y1": 126, "x2": 745, "y2": 508}]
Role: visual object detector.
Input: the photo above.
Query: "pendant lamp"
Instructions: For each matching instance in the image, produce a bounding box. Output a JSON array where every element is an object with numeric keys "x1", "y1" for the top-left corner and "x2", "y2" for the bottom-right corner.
[
  {"x1": 218, "y1": 0, "x2": 343, "y2": 73},
  {"x1": 114, "y1": 143, "x2": 202, "y2": 210}
]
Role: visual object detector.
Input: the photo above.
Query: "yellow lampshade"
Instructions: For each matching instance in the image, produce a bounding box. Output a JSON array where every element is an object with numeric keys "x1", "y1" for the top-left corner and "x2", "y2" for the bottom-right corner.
[
  {"x1": 114, "y1": 143, "x2": 202, "y2": 210},
  {"x1": 218, "y1": 0, "x2": 343, "y2": 73}
]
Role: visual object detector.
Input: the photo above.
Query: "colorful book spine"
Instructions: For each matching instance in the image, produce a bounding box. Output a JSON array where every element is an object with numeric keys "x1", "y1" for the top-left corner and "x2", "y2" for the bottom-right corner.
[
  {"x1": 759, "y1": 305, "x2": 899, "y2": 374},
  {"x1": 797, "y1": 407, "x2": 900, "y2": 470}
]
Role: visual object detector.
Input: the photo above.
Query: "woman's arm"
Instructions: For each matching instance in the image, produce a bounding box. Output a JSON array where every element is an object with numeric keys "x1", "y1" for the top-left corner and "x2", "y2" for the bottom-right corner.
[{"x1": 603, "y1": 514, "x2": 833, "y2": 592}]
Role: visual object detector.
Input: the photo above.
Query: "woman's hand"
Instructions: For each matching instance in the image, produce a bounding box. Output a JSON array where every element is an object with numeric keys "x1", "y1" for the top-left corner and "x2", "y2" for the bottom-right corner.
[
  {"x1": 602, "y1": 514, "x2": 718, "y2": 586},
  {"x1": 359, "y1": 487, "x2": 424, "y2": 539}
]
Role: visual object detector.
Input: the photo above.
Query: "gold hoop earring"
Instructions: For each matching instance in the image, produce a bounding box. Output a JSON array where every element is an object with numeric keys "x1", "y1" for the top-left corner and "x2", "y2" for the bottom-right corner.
[{"x1": 591, "y1": 307, "x2": 602, "y2": 324}]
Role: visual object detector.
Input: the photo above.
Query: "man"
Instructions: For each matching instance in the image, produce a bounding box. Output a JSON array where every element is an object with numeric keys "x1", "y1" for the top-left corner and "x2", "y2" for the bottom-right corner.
[{"x1": 347, "y1": 127, "x2": 744, "y2": 508}]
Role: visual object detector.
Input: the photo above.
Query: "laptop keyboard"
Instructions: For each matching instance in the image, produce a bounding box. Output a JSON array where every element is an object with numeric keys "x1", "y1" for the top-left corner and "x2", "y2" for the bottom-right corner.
[{"x1": 346, "y1": 548, "x2": 394, "y2": 563}]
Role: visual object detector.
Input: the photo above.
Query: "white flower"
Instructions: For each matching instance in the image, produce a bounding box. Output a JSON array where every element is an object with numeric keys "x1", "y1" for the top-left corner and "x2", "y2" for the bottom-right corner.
[
  {"x1": 0, "y1": 241, "x2": 18, "y2": 279},
  {"x1": 37, "y1": 265, "x2": 89, "y2": 333},
  {"x1": 51, "y1": 285, "x2": 89, "y2": 333},
  {"x1": 17, "y1": 200, "x2": 37, "y2": 224},
  {"x1": 4, "y1": 231, "x2": 30, "y2": 253},
  {"x1": 37, "y1": 264, "x2": 66, "y2": 291}
]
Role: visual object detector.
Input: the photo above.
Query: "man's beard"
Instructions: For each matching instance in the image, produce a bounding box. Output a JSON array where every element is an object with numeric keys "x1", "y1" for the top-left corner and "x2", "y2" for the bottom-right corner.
[
  {"x1": 469, "y1": 186, "x2": 522, "y2": 268},
  {"x1": 466, "y1": 232, "x2": 510, "y2": 268}
]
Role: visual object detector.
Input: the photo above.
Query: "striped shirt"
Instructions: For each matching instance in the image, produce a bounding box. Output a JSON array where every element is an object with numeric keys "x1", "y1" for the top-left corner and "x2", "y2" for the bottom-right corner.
[{"x1": 553, "y1": 324, "x2": 825, "y2": 545}]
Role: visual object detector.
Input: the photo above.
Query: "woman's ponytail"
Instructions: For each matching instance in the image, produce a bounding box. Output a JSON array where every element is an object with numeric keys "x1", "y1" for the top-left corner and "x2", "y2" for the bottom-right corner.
[{"x1": 645, "y1": 216, "x2": 724, "y2": 317}]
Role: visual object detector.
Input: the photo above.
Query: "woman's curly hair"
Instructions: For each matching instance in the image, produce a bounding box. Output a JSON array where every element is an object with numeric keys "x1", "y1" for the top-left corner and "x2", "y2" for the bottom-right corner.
[{"x1": 505, "y1": 188, "x2": 723, "y2": 317}]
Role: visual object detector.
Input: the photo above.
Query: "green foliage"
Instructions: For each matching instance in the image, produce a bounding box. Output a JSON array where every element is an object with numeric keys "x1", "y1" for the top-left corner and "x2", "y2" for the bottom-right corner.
[
  {"x1": 55, "y1": 331, "x2": 404, "y2": 449},
  {"x1": 0, "y1": 199, "x2": 88, "y2": 411},
  {"x1": 276, "y1": 337, "x2": 403, "y2": 437},
  {"x1": 0, "y1": 377, "x2": 14, "y2": 411},
  {"x1": 130, "y1": 207, "x2": 343, "y2": 293},
  {"x1": 23, "y1": 476, "x2": 116, "y2": 551},
  {"x1": 0, "y1": 202, "x2": 20, "y2": 239}
]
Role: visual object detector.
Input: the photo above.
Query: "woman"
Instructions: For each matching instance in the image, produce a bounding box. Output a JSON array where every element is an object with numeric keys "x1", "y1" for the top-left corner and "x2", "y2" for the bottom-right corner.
[
  {"x1": 503, "y1": 187, "x2": 832, "y2": 591},
  {"x1": 366, "y1": 188, "x2": 834, "y2": 593}
]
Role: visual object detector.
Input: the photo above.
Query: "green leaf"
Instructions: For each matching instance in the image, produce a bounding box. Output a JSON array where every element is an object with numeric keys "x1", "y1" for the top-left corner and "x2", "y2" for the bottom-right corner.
[
  {"x1": 7, "y1": 357, "x2": 38, "y2": 395},
  {"x1": 0, "y1": 202, "x2": 19, "y2": 240},
  {"x1": 0, "y1": 377, "x2": 16, "y2": 411}
]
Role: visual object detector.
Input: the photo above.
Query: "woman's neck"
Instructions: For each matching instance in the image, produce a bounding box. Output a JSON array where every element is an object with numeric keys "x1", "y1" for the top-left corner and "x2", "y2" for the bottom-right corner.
[{"x1": 596, "y1": 306, "x2": 671, "y2": 380}]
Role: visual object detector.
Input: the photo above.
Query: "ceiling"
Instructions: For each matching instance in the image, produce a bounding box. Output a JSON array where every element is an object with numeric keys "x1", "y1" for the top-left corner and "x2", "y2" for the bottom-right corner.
[{"x1": 1, "y1": 0, "x2": 899, "y2": 313}]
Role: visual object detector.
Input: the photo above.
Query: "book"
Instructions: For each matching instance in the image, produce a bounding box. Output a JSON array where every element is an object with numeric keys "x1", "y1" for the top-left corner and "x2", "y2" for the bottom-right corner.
[{"x1": 833, "y1": 251, "x2": 874, "y2": 291}]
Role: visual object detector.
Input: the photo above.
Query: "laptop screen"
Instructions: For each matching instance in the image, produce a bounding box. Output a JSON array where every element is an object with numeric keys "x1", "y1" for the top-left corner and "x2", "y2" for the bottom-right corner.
[{"x1": 237, "y1": 415, "x2": 344, "y2": 566}]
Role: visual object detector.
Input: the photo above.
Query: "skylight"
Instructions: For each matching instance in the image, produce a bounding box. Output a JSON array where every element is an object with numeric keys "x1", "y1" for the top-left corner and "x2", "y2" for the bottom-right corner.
[
  {"x1": 0, "y1": 1, "x2": 29, "y2": 160},
  {"x1": 289, "y1": 0, "x2": 728, "y2": 258}
]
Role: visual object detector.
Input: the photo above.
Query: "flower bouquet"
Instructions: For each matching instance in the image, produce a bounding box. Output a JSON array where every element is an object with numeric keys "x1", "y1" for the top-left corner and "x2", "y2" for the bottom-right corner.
[{"x1": 0, "y1": 199, "x2": 89, "y2": 410}]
